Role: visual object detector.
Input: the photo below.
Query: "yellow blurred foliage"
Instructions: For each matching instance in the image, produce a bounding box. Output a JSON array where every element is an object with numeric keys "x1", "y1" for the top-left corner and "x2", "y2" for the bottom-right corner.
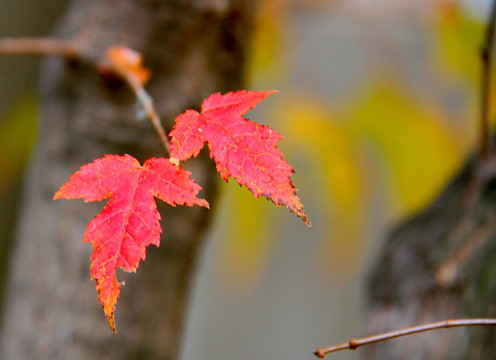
[
  {"x1": 431, "y1": 1, "x2": 495, "y2": 137},
  {"x1": 247, "y1": 0, "x2": 287, "y2": 81},
  {"x1": 215, "y1": 179, "x2": 276, "y2": 291},
  {"x1": 431, "y1": 0, "x2": 484, "y2": 87},
  {"x1": 248, "y1": 0, "x2": 337, "y2": 81},
  {"x1": 0, "y1": 96, "x2": 38, "y2": 195},
  {"x1": 280, "y1": 96, "x2": 367, "y2": 274},
  {"x1": 217, "y1": 2, "x2": 476, "y2": 288},
  {"x1": 217, "y1": 78, "x2": 467, "y2": 284},
  {"x1": 282, "y1": 97, "x2": 363, "y2": 214},
  {"x1": 347, "y1": 79, "x2": 464, "y2": 214}
]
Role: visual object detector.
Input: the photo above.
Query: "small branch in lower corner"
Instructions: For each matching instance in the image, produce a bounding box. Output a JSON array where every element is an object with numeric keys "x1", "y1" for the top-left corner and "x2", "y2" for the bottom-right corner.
[{"x1": 313, "y1": 318, "x2": 496, "y2": 358}]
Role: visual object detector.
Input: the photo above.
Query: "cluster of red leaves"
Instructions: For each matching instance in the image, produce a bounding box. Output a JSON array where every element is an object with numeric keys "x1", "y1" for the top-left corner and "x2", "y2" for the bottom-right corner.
[{"x1": 54, "y1": 49, "x2": 309, "y2": 331}]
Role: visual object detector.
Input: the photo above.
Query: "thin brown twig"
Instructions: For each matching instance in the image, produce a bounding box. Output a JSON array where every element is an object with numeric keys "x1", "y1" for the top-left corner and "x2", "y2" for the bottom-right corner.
[
  {"x1": 0, "y1": 37, "x2": 171, "y2": 156},
  {"x1": 109, "y1": 64, "x2": 171, "y2": 155},
  {"x1": 313, "y1": 318, "x2": 496, "y2": 358},
  {"x1": 480, "y1": 0, "x2": 496, "y2": 157},
  {"x1": 0, "y1": 37, "x2": 81, "y2": 59}
]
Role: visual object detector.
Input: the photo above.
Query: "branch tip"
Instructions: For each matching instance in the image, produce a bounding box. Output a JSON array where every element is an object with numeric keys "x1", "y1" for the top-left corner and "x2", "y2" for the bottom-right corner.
[
  {"x1": 313, "y1": 349, "x2": 325, "y2": 358},
  {"x1": 105, "y1": 47, "x2": 171, "y2": 156}
]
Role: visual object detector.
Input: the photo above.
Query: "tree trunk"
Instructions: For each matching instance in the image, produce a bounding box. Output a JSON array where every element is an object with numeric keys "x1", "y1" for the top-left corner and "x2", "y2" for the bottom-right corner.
[
  {"x1": 0, "y1": 0, "x2": 255, "y2": 359},
  {"x1": 365, "y1": 153, "x2": 496, "y2": 359}
]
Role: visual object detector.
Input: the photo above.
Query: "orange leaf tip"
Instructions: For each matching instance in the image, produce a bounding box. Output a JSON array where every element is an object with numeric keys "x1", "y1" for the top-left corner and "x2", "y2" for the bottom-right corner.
[{"x1": 106, "y1": 46, "x2": 151, "y2": 86}]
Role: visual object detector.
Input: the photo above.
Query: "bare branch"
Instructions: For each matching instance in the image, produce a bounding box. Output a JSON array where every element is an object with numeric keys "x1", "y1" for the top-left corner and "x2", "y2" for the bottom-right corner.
[
  {"x1": 0, "y1": 38, "x2": 171, "y2": 156},
  {"x1": 107, "y1": 61, "x2": 171, "y2": 156},
  {"x1": 480, "y1": 0, "x2": 496, "y2": 157},
  {"x1": 0, "y1": 37, "x2": 80, "y2": 59},
  {"x1": 313, "y1": 318, "x2": 496, "y2": 358}
]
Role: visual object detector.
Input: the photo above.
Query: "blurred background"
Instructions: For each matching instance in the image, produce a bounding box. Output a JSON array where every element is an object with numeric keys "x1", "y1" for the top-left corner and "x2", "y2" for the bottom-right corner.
[{"x1": 0, "y1": 0, "x2": 491, "y2": 359}]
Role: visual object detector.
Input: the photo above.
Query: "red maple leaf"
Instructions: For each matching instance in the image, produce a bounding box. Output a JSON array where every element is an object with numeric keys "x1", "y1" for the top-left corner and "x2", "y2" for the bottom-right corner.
[
  {"x1": 169, "y1": 90, "x2": 310, "y2": 227},
  {"x1": 54, "y1": 155, "x2": 208, "y2": 331}
]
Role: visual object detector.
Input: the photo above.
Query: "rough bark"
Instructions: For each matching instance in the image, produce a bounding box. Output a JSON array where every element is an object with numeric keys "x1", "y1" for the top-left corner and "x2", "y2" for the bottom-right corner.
[
  {"x1": 0, "y1": 0, "x2": 255, "y2": 359},
  {"x1": 365, "y1": 153, "x2": 496, "y2": 359}
]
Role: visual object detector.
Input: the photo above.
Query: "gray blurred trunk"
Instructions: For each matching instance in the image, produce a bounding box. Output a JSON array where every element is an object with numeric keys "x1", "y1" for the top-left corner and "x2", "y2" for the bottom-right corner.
[
  {"x1": 365, "y1": 153, "x2": 496, "y2": 359},
  {"x1": 0, "y1": 0, "x2": 255, "y2": 359}
]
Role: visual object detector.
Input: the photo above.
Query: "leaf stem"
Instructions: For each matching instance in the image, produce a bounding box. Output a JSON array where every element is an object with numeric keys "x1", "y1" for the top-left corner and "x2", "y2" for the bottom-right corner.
[
  {"x1": 313, "y1": 318, "x2": 496, "y2": 358},
  {"x1": 480, "y1": 0, "x2": 496, "y2": 158},
  {"x1": 111, "y1": 67, "x2": 171, "y2": 155}
]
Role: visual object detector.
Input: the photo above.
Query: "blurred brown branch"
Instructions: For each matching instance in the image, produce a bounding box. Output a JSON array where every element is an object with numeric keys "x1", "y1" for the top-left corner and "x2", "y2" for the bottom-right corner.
[
  {"x1": 0, "y1": 37, "x2": 80, "y2": 58},
  {"x1": 480, "y1": 0, "x2": 496, "y2": 157},
  {"x1": 0, "y1": 37, "x2": 170, "y2": 155}
]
